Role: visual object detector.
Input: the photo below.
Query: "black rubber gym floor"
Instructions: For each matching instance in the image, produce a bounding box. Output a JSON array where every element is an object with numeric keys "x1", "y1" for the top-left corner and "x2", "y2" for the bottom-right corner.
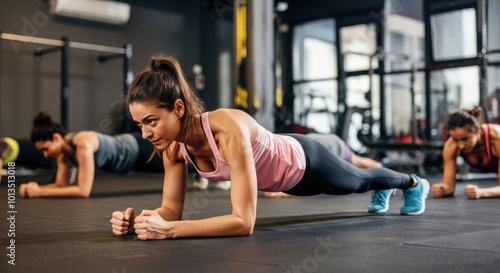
[{"x1": 1, "y1": 171, "x2": 500, "y2": 273}]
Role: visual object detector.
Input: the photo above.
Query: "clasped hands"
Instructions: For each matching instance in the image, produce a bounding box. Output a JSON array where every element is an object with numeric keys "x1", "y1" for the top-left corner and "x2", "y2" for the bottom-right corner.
[
  {"x1": 19, "y1": 182, "x2": 42, "y2": 198},
  {"x1": 110, "y1": 208, "x2": 173, "y2": 240}
]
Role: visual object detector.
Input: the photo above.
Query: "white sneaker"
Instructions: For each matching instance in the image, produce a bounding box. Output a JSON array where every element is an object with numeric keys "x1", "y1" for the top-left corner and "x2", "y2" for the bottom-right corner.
[
  {"x1": 215, "y1": 180, "x2": 231, "y2": 191},
  {"x1": 193, "y1": 176, "x2": 209, "y2": 190}
]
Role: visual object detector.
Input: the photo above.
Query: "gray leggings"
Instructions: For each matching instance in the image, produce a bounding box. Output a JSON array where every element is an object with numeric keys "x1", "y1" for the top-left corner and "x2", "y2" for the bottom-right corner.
[{"x1": 284, "y1": 134, "x2": 413, "y2": 196}]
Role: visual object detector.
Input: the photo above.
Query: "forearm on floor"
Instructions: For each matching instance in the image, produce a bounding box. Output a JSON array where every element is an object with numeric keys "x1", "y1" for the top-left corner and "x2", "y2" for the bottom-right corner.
[
  {"x1": 168, "y1": 214, "x2": 254, "y2": 238},
  {"x1": 479, "y1": 186, "x2": 500, "y2": 198},
  {"x1": 40, "y1": 185, "x2": 90, "y2": 198}
]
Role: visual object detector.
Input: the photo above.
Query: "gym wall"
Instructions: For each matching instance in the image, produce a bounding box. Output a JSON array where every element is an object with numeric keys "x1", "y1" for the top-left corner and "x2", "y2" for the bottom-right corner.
[{"x1": 0, "y1": 0, "x2": 203, "y2": 138}]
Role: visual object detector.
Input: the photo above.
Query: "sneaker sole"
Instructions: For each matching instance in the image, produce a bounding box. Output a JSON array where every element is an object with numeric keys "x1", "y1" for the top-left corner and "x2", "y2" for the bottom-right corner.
[
  {"x1": 368, "y1": 208, "x2": 389, "y2": 213},
  {"x1": 401, "y1": 179, "x2": 430, "y2": 216},
  {"x1": 368, "y1": 189, "x2": 396, "y2": 213}
]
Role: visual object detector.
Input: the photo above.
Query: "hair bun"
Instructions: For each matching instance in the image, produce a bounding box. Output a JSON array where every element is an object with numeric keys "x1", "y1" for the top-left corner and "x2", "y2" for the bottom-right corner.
[
  {"x1": 150, "y1": 56, "x2": 177, "y2": 76},
  {"x1": 467, "y1": 106, "x2": 486, "y2": 124},
  {"x1": 33, "y1": 111, "x2": 54, "y2": 126}
]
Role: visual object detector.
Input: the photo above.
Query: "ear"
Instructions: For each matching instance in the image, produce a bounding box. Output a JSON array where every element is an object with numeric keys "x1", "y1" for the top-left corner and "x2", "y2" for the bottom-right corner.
[
  {"x1": 174, "y1": 99, "x2": 185, "y2": 118},
  {"x1": 52, "y1": 133, "x2": 62, "y2": 142}
]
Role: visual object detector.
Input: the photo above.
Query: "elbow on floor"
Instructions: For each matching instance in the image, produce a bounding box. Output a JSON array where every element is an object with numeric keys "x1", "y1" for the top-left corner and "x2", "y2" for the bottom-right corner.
[
  {"x1": 246, "y1": 228, "x2": 254, "y2": 236},
  {"x1": 79, "y1": 190, "x2": 91, "y2": 198},
  {"x1": 232, "y1": 213, "x2": 255, "y2": 236},
  {"x1": 236, "y1": 227, "x2": 254, "y2": 236},
  {"x1": 238, "y1": 221, "x2": 255, "y2": 236}
]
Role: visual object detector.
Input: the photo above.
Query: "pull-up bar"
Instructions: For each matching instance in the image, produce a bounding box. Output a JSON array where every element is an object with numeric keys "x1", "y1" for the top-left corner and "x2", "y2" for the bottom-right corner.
[
  {"x1": 1, "y1": 33, "x2": 64, "y2": 47},
  {"x1": 0, "y1": 32, "x2": 132, "y2": 132},
  {"x1": 1, "y1": 33, "x2": 127, "y2": 54}
]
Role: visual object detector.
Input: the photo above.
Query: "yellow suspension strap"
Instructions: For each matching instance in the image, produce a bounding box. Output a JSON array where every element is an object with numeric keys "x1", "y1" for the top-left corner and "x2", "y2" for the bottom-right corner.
[{"x1": 234, "y1": 1, "x2": 249, "y2": 110}]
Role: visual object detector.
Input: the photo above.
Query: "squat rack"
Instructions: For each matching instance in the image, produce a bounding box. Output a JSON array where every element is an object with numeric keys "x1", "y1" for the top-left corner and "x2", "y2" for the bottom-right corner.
[{"x1": 0, "y1": 31, "x2": 133, "y2": 132}]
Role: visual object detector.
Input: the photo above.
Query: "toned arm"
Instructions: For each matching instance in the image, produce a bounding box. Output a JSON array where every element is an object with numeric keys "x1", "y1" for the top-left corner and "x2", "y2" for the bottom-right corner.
[{"x1": 432, "y1": 139, "x2": 458, "y2": 198}]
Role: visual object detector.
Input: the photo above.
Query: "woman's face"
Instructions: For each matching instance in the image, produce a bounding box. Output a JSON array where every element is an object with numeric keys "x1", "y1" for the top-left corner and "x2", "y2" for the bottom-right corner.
[
  {"x1": 35, "y1": 134, "x2": 65, "y2": 158},
  {"x1": 129, "y1": 101, "x2": 184, "y2": 150},
  {"x1": 449, "y1": 126, "x2": 479, "y2": 153}
]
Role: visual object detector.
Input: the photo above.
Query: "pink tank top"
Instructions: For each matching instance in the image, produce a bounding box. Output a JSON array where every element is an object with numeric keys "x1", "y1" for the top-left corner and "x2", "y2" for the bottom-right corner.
[{"x1": 179, "y1": 112, "x2": 306, "y2": 192}]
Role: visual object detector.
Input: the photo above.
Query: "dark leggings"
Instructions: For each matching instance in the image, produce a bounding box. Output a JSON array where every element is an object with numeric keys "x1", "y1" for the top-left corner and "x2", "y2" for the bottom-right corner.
[{"x1": 284, "y1": 134, "x2": 413, "y2": 196}]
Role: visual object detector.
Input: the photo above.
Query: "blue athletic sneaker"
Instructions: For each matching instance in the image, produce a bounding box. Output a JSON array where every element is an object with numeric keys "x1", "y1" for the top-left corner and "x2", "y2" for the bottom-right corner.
[
  {"x1": 368, "y1": 189, "x2": 396, "y2": 213},
  {"x1": 400, "y1": 174, "x2": 430, "y2": 215}
]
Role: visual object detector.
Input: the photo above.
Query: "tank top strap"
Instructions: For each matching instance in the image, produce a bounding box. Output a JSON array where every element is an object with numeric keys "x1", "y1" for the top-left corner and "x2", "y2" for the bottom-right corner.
[
  {"x1": 65, "y1": 133, "x2": 78, "y2": 167},
  {"x1": 179, "y1": 112, "x2": 226, "y2": 174},
  {"x1": 482, "y1": 124, "x2": 492, "y2": 162},
  {"x1": 201, "y1": 112, "x2": 225, "y2": 162},
  {"x1": 67, "y1": 133, "x2": 76, "y2": 150}
]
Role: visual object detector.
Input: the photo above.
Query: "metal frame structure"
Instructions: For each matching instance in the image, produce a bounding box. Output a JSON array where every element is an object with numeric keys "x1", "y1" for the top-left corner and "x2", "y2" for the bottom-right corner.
[{"x1": 0, "y1": 32, "x2": 132, "y2": 132}]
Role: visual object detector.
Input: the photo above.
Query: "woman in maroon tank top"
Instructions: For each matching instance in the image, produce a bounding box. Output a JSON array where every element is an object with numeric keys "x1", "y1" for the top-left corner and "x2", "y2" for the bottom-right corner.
[{"x1": 432, "y1": 106, "x2": 500, "y2": 199}]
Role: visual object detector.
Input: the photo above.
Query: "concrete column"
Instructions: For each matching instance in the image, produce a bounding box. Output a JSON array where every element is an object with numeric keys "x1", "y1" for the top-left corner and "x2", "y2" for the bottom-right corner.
[{"x1": 248, "y1": 0, "x2": 274, "y2": 131}]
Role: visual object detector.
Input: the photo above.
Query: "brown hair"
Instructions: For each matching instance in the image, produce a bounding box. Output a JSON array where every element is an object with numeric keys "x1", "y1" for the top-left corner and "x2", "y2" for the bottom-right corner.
[
  {"x1": 447, "y1": 106, "x2": 486, "y2": 133},
  {"x1": 126, "y1": 55, "x2": 205, "y2": 160}
]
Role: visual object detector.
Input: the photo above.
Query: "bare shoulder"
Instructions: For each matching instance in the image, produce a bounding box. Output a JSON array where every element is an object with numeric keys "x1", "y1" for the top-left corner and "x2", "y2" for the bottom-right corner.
[
  {"x1": 487, "y1": 123, "x2": 500, "y2": 139},
  {"x1": 208, "y1": 109, "x2": 258, "y2": 135},
  {"x1": 443, "y1": 137, "x2": 459, "y2": 158},
  {"x1": 487, "y1": 124, "x2": 500, "y2": 153},
  {"x1": 71, "y1": 131, "x2": 99, "y2": 152}
]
